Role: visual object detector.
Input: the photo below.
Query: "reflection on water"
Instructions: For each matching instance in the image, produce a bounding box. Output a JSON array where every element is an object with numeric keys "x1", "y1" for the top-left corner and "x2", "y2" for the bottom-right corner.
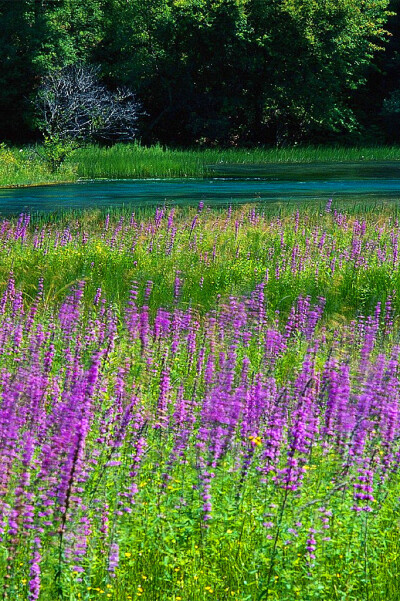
[
  {"x1": 1, "y1": 162, "x2": 400, "y2": 215},
  {"x1": 206, "y1": 161, "x2": 400, "y2": 180}
]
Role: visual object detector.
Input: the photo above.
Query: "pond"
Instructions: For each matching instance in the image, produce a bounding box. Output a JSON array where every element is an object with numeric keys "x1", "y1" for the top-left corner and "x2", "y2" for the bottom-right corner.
[{"x1": 1, "y1": 161, "x2": 400, "y2": 214}]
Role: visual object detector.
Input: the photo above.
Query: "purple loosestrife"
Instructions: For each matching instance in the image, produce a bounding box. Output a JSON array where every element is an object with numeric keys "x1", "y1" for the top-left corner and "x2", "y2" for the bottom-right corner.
[
  {"x1": 190, "y1": 214, "x2": 198, "y2": 235},
  {"x1": 238, "y1": 376, "x2": 264, "y2": 494},
  {"x1": 99, "y1": 503, "x2": 110, "y2": 548},
  {"x1": 0, "y1": 272, "x2": 16, "y2": 315},
  {"x1": 166, "y1": 227, "x2": 177, "y2": 255},
  {"x1": 162, "y1": 387, "x2": 196, "y2": 488},
  {"x1": 348, "y1": 361, "x2": 381, "y2": 463},
  {"x1": 126, "y1": 283, "x2": 139, "y2": 340},
  {"x1": 306, "y1": 528, "x2": 317, "y2": 564},
  {"x1": 53, "y1": 354, "x2": 102, "y2": 557},
  {"x1": 154, "y1": 308, "x2": 171, "y2": 341},
  {"x1": 113, "y1": 361, "x2": 130, "y2": 418},
  {"x1": 3, "y1": 207, "x2": 400, "y2": 594},
  {"x1": 71, "y1": 516, "x2": 91, "y2": 577},
  {"x1": 384, "y1": 294, "x2": 395, "y2": 335},
  {"x1": 318, "y1": 506, "x2": 332, "y2": 535},
  {"x1": 294, "y1": 210, "x2": 300, "y2": 233},
  {"x1": 139, "y1": 305, "x2": 150, "y2": 354},
  {"x1": 186, "y1": 309, "x2": 200, "y2": 370},
  {"x1": 124, "y1": 435, "x2": 147, "y2": 507},
  {"x1": 284, "y1": 305, "x2": 297, "y2": 340},
  {"x1": 58, "y1": 281, "x2": 85, "y2": 344},
  {"x1": 144, "y1": 280, "x2": 153, "y2": 301},
  {"x1": 259, "y1": 390, "x2": 287, "y2": 481},
  {"x1": 379, "y1": 350, "x2": 400, "y2": 478},
  {"x1": 331, "y1": 364, "x2": 352, "y2": 452},
  {"x1": 0, "y1": 371, "x2": 22, "y2": 539},
  {"x1": 171, "y1": 308, "x2": 183, "y2": 356},
  {"x1": 276, "y1": 350, "x2": 319, "y2": 491},
  {"x1": 167, "y1": 208, "x2": 175, "y2": 230},
  {"x1": 9, "y1": 432, "x2": 35, "y2": 537},
  {"x1": 155, "y1": 350, "x2": 171, "y2": 430},
  {"x1": 14, "y1": 213, "x2": 29, "y2": 242},
  {"x1": 196, "y1": 407, "x2": 216, "y2": 525},
  {"x1": 108, "y1": 542, "x2": 119, "y2": 578},
  {"x1": 154, "y1": 207, "x2": 165, "y2": 228},
  {"x1": 109, "y1": 216, "x2": 124, "y2": 249},
  {"x1": 174, "y1": 271, "x2": 183, "y2": 303},
  {"x1": 352, "y1": 463, "x2": 375, "y2": 513},
  {"x1": 29, "y1": 537, "x2": 41, "y2": 601},
  {"x1": 321, "y1": 358, "x2": 340, "y2": 445},
  {"x1": 305, "y1": 297, "x2": 325, "y2": 340},
  {"x1": 93, "y1": 287, "x2": 102, "y2": 306},
  {"x1": 264, "y1": 329, "x2": 286, "y2": 366}
]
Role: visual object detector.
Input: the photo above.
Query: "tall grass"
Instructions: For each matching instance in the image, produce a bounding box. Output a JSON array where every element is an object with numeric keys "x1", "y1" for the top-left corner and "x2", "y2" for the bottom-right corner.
[
  {"x1": 73, "y1": 143, "x2": 400, "y2": 179},
  {"x1": 2, "y1": 142, "x2": 400, "y2": 186}
]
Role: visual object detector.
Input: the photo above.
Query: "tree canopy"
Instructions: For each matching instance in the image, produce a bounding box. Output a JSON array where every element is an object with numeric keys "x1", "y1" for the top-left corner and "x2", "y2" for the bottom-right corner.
[{"x1": 0, "y1": 0, "x2": 397, "y2": 145}]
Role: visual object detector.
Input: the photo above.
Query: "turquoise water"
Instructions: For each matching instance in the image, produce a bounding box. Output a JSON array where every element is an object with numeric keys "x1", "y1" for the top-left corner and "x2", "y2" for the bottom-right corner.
[{"x1": 1, "y1": 162, "x2": 400, "y2": 214}]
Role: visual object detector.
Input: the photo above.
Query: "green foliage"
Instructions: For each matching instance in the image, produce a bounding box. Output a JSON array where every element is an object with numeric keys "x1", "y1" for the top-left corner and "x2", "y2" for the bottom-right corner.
[
  {"x1": 60, "y1": 142, "x2": 400, "y2": 178},
  {"x1": 0, "y1": 142, "x2": 76, "y2": 187},
  {"x1": 96, "y1": 0, "x2": 392, "y2": 144},
  {"x1": 247, "y1": 0, "x2": 391, "y2": 141},
  {"x1": 0, "y1": 0, "x2": 395, "y2": 144},
  {"x1": 38, "y1": 136, "x2": 77, "y2": 172},
  {"x1": 0, "y1": 0, "x2": 105, "y2": 140}
]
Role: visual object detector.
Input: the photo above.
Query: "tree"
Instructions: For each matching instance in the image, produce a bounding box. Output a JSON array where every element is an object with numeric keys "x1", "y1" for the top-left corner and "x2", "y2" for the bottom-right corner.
[
  {"x1": 243, "y1": 0, "x2": 392, "y2": 144},
  {"x1": 0, "y1": 0, "x2": 105, "y2": 140},
  {"x1": 0, "y1": 0, "x2": 37, "y2": 139},
  {"x1": 94, "y1": 0, "x2": 177, "y2": 142},
  {"x1": 35, "y1": 64, "x2": 140, "y2": 143},
  {"x1": 96, "y1": 0, "x2": 391, "y2": 145},
  {"x1": 0, "y1": 0, "x2": 395, "y2": 145}
]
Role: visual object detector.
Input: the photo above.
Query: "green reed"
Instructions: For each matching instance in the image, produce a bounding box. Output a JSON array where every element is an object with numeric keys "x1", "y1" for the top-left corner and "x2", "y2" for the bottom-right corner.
[{"x1": 2, "y1": 142, "x2": 400, "y2": 186}]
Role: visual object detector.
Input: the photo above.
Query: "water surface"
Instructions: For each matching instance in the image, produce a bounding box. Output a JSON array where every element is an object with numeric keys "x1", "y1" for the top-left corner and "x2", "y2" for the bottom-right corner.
[{"x1": 1, "y1": 162, "x2": 400, "y2": 214}]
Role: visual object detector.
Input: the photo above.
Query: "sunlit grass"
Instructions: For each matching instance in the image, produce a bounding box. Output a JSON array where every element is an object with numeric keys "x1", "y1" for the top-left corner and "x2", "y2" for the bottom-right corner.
[
  {"x1": 2, "y1": 142, "x2": 400, "y2": 186},
  {"x1": 0, "y1": 145, "x2": 76, "y2": 187},
  {"x1": 72, "y1": 143, "x2": 400, "y2": 179},
  {"x1": 1, "y1": 202, "x2": 399, "y2": 321}
]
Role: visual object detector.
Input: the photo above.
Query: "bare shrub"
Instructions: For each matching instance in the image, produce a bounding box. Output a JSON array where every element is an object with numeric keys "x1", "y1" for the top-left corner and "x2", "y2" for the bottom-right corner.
[{"x1": 35, "y1": 64, "x2": 140, "y2": 143}]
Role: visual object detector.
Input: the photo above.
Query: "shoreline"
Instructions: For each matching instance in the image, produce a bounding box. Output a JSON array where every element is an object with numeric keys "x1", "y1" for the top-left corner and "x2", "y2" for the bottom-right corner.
[{"x1": 0, "y1": 179, "x2": 77, "y2": 190}]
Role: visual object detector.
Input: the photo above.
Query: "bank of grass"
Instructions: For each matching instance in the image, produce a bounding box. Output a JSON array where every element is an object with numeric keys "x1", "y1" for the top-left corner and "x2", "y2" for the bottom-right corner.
[
  {"x1": 2, "y1": 142, "x2": 400, "y2": 186},
  {"x1": 72, "y1": 143, "x2": 400, "y2": 179},
  {"x1": 0, "y1": 145, "x2": 76, "y2": 187}
]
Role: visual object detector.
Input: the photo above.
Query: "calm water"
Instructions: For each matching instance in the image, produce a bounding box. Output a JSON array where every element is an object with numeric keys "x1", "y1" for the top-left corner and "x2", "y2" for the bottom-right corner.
[{"x1": 1, "y1": 162, "x2": 400, "y2": 214}]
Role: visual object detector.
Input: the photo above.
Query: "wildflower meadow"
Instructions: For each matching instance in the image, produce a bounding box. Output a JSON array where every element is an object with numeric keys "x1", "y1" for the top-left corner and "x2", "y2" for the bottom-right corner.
[{"x1": 1, "y1": 202, "x2": 400, "y2": 600}]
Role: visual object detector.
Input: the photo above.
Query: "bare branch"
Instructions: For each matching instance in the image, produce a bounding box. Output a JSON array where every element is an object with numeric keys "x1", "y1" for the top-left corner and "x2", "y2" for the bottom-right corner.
[{"x1": 34, "y1": 64, "x2": 141, "y2": 143}]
